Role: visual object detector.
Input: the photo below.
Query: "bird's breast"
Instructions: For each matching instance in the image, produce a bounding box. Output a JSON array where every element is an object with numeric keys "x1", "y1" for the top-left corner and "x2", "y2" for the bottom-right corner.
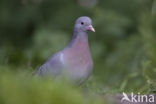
[
  {"x1": 63, "y1": 39, "x2": 93, "y2": 82},
  {"x1": 65, "y1": 40, "x2": 93, "y2": 69}
]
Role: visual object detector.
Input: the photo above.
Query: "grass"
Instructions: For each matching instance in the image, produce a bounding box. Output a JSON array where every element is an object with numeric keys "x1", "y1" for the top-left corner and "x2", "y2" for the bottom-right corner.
[{"x1": 0, "y1": 65, "x2": 110, "y2": 104}]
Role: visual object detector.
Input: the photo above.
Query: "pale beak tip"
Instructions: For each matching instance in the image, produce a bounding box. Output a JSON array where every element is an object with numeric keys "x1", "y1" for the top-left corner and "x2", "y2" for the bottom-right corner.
[
  {"x1": 92, "y1": 28, "x2": 95, "y2": 32},
  {"x1": 88, "y1": 25, "x2": 95, "y2": 32}
]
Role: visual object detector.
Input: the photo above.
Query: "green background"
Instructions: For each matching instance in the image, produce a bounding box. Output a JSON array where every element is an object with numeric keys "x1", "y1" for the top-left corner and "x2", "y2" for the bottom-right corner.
[{"x1": 0, "y1": 0, "x2": 156, "y2": 103}]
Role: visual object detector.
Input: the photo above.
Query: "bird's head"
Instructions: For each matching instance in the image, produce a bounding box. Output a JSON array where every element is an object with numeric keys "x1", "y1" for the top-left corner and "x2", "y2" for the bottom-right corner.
[{"x1": 74, "y1": 16, "x2": 95, "y2": 33}]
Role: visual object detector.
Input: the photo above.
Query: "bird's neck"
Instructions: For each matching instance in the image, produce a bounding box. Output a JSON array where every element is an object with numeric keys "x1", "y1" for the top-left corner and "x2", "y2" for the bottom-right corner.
[{"x1": 68, "y1": 29, "x2": 89, "y2": 48}]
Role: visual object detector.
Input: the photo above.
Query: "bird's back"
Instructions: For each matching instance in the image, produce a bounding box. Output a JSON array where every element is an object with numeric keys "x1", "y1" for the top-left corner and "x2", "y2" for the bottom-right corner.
[{"x1": 34, "y1": 52, "x2": 64, "y2": 77}]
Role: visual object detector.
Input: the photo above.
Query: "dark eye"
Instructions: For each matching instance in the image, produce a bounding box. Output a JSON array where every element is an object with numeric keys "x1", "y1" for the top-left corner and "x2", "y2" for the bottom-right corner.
[{"x1": 81, "y1": 22, "x2": 84, "y2": 25}]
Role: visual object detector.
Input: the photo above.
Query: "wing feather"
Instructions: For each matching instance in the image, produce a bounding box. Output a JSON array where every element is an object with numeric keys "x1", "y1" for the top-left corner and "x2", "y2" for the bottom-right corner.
[{"x1": 34, "y1": 52, "x2": 64, "y2": 77}]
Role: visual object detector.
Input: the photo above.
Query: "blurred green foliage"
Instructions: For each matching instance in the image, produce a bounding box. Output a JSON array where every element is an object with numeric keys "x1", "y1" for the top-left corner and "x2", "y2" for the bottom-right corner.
[
  {"x1": 0, "y1": 67, "x2": 106, "y2": 104},
  {"x1": 0, "y1": 0, "x2": 156, "y2": 103}
]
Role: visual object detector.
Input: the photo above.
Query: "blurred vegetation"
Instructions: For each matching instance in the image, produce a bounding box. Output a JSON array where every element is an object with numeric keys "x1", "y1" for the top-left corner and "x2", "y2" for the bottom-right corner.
[{"x1": 0, "y1": 0, "x2": 156, "y2": 103}]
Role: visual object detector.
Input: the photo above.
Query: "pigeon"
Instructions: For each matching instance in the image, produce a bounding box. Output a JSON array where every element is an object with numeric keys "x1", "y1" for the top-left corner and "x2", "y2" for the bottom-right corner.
[{"x1": 34, "y1": 16, "x2": 95, "y2": 85}]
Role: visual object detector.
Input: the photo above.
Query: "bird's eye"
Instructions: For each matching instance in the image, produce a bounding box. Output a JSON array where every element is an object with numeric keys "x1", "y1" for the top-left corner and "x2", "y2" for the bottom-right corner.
[{"x1": 81, "y1": 22, "x2": 84, "y2": 25}]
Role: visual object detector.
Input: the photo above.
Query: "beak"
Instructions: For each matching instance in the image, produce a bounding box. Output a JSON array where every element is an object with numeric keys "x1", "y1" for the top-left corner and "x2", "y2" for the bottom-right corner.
[{"x1": 88, "y1": 25, "x2": 95, "y2": 32}]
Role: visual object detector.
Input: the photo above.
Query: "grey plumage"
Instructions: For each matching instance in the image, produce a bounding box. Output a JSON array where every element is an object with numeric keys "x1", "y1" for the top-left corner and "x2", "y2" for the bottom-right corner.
[{"x1": 34, "y1": 16, "x2": 95, "y2": 85}]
